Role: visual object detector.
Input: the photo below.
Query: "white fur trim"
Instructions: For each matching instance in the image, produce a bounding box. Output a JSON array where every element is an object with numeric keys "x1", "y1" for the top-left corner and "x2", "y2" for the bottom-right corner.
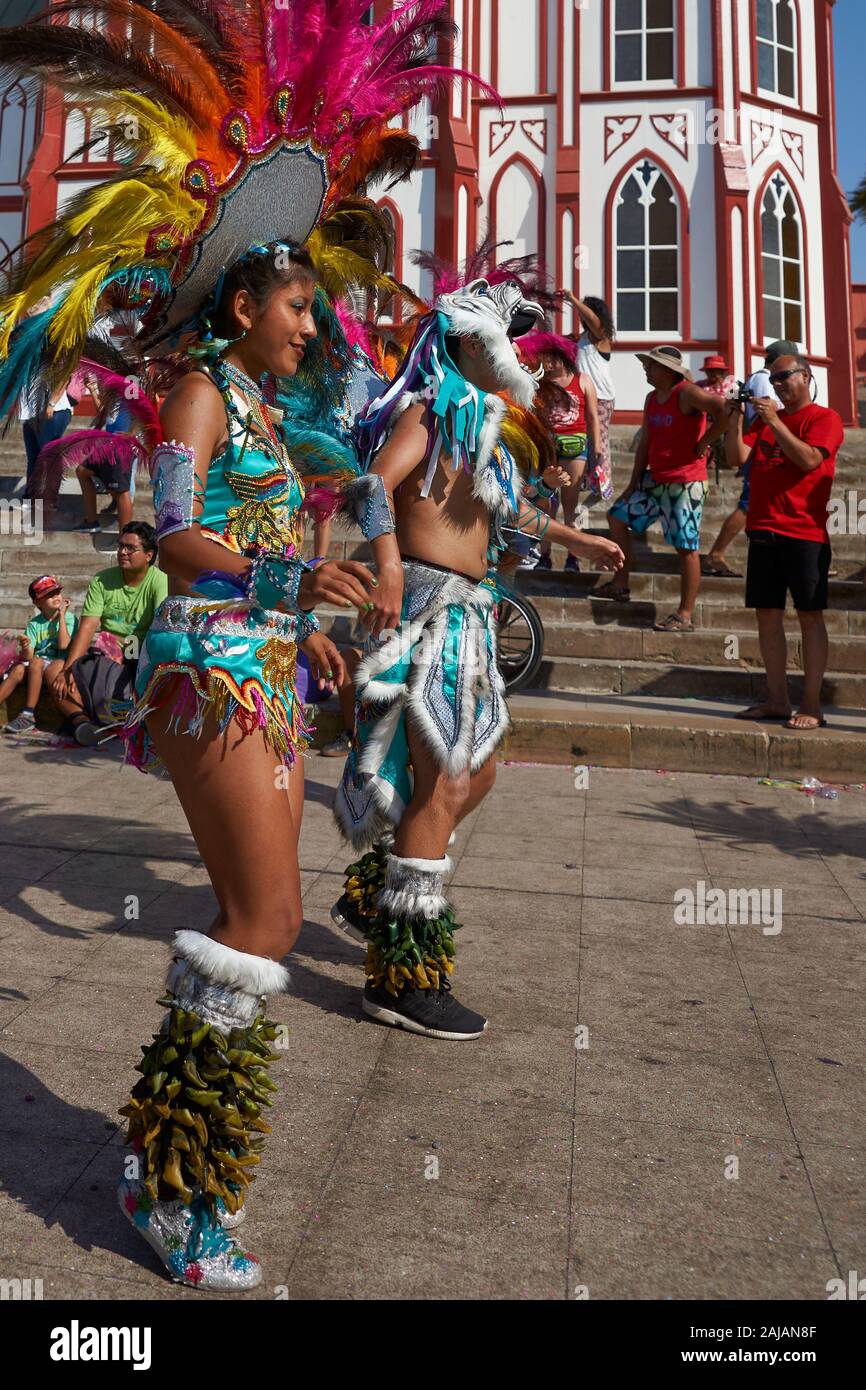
[
  {"x1": 385, "y1": 854, "x2": 451, "y2": 874},
  {"x1": 377, "y1": 852, "x2": 452, "y2": 921},
  {"x1": 173, "y1": 930, "x2": 289, "y2": 995}
]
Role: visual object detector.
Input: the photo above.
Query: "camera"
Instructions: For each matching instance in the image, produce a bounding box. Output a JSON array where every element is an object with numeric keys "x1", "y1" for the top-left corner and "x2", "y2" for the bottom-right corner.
[{"x1": 735, "y1": 381, "x2": 754, "y2": 405}]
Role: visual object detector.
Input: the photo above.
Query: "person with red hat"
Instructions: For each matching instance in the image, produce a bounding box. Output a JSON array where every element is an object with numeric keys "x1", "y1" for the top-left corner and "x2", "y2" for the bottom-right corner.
[
  {"x1": 0, "y1": 575, "x2": 77, "y2": 734},
  {"x1": 697, "y1": 355, "x2": 736, "y2": 398}
]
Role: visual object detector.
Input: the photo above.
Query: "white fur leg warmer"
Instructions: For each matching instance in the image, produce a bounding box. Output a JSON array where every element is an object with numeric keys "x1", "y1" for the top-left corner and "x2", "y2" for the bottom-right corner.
[
  {"x1": 376, "y1": 853, "x2": 452, "y2": 922},
  {"x1": 167, "y1": 930, "x2": 290, "y2": 1031}
]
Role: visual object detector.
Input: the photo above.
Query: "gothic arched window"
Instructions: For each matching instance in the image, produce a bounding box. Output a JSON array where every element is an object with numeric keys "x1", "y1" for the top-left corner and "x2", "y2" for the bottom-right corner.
[
  {"x1": 374, "y1": 202, "x2": 403, "y2": 324},
  {"x1": 614, "y1": 159, "x2": 680, "y2": 333},
  {"x1": 760, "y1": 171, "x2": 804, "y2": 344},
  {"x1": 614, "y1": 0, "x2": 675, "y2": 83},
  {"x1": 0, "y1": 82, "x2": 29, "y2": 185},
  {"x1": 756, "y1": 0, "x2": 797, "y2": 100}
]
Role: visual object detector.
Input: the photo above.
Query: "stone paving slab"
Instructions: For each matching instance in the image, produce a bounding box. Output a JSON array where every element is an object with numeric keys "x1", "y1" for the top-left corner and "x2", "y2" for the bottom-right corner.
[{"x1": 0, "y1": 745, "x2": 863, "y2": 1300}]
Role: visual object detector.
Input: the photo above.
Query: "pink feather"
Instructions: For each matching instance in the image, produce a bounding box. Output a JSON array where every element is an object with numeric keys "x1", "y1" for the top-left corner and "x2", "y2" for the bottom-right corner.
[
  {"x1": 263, "y1": 1, "x2": 498, "y2": 168},
  {"x1": 78, "y1": 358, "x2": 162, "y2": 449},
  {"x1": 334, "y1": 299, "x2": 374, "y2": 359},
  {"x1": 0, "y1": 632, "x2": 24, "y2": 679},
  {"x1": 517, "y1": 332, "x2": 579, "y2": 368},
  {"x1": 29, "y1": 431, "x2": 149, "y2": 518},
  {"x1": 301, "y1": 485, "x2": 345, "y2": 523}
]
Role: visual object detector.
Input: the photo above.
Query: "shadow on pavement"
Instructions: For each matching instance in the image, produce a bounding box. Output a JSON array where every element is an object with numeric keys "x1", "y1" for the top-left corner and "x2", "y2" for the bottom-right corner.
[{"x1": 615, "y1": 795, "x2": 866, "y2": 863}]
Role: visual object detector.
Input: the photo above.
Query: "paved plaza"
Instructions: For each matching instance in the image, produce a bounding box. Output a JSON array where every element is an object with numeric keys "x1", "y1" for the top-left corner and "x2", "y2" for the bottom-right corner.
[{"x1": 1, "y1": 740, "x2": 864, "y2": 1300}]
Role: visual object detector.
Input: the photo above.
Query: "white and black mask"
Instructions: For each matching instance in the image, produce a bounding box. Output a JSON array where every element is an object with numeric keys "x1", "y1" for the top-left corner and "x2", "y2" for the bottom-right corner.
[{"x1": 436, "y1": 277, "x2": 545, "y2": 407}]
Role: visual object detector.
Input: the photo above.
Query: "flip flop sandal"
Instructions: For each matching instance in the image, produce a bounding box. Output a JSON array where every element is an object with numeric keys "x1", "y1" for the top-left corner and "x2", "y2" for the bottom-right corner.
[
  {"x1": 701, "y1": 559, "x2": 742, "y2": 578},
  {"x1": 593, "y1": 582, "x2": 631, "y2": 601},
  {"x1": 654, "y1": 613, "x2": 694, "y2": 632},
  {"x1": 784, "y1": 715, "x2": 828, "y2": 731}
]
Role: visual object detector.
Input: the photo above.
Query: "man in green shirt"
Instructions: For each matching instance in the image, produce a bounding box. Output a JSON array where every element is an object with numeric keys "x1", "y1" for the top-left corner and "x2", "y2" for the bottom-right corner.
[
  {"x1": 1, "y1": 574, "x2": 77, "y2": 733},
  {"x1": 51, "y1": 522, "x2": 168, "y2": 744}
]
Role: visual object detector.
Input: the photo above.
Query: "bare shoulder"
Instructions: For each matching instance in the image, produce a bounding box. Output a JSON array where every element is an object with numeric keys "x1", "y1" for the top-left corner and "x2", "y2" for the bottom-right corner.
[
  {"x1": 159, "y1": 370, "x2": 225, "y2": 439},
  {"x1": 376, "y1": 399, "x2": 430, "y2": 468},
  {"x1": 161, "y1": 369, "x2": 222, "y2": 411},
  {"x1": 392, "y1": 399, "x2": 428, "y2": 434}
]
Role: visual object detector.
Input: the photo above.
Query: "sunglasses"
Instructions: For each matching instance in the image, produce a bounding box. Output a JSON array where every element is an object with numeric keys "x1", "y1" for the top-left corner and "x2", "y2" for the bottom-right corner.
[{"x1": 768, "y1": 368, "x2": 808, "y2": 385}]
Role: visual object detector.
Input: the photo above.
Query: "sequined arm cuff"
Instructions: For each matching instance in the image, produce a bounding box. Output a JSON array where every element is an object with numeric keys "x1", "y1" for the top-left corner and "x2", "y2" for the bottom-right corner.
[
  {"x1": 244, "y1": 554, "x2": 316, "y2": 619},
  {"x1": 295, "y1": 611, "x2": 320, "y2": 643},
  {"x1": 344, "y1": 473, "x2": 396, "y2": 541},
  {"x1": 152, "y1": 441, "x2": 204, "y2": 541}
]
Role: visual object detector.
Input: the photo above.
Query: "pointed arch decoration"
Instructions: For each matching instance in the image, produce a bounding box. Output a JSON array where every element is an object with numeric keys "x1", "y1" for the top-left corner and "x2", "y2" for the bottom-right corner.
[{"x1": 488, "y1": 153, "x2": 546, "y2": 267}]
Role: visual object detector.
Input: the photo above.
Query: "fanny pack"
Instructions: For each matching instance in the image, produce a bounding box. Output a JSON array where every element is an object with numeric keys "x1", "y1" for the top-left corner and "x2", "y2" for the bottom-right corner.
[{"x1": 556, "y1": 433, "x2": 587, "y2": 460}]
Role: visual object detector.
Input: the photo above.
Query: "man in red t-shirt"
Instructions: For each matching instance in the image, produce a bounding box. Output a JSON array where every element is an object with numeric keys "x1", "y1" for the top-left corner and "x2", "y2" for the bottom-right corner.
[
  {"x1": 724, "y1": 354, "x2": 844, "y2": 731},
  {"x1": 600, "y1": 345, "x2": 724, "y2": 630}
]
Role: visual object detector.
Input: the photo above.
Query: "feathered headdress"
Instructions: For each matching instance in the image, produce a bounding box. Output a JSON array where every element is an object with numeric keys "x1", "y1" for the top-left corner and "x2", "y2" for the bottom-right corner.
[{"x1": 0, "y1": 0, "x2": 494, "y2": 410}]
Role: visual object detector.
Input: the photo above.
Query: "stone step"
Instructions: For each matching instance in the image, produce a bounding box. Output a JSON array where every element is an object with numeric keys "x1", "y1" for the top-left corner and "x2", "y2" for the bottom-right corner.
[
  {"x1": 537, "y1": 619, "x2": 866, "y2": 672},
  {"x1": 4, "y1": 684, "x2": 863, "y2": 783},
  {"x1": 532, "y1": 595, "x2": 859, "y2": 636},
  {"x1": 503, "y1": 691, "x2": 866, "y2": 781},
  {"x1": 517, "y1": 569, "x2": 866, "y2": 609},
  {"x1": 530, "y1": 654, "x2": 866, "y2": 709}
]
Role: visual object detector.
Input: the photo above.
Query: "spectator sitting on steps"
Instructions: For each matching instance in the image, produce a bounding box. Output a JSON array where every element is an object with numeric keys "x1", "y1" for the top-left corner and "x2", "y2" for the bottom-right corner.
[
  {"x1": 0, "y1": 575, "x2": 78, "y2": 734},
  {"x1": 596, "y1": 345, "x2": 725, "y2": 631},
  {"x1": 50, "y1": 522, "x2": 168, "y2": 745},
  {"x1": 725, "y1": 354, "x2": 844, "y2": 732}
]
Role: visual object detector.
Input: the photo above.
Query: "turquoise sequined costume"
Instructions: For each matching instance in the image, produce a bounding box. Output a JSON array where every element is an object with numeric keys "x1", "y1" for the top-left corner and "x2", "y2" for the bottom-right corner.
[{"x1": 125, "y1": 369, "x2": 314, "y2": 773}]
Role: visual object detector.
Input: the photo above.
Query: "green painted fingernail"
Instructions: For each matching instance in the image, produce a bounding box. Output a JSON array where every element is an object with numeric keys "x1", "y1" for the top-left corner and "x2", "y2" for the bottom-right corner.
[{"x1": 325, "y1": 670, "x2": 333, "y2": 678}]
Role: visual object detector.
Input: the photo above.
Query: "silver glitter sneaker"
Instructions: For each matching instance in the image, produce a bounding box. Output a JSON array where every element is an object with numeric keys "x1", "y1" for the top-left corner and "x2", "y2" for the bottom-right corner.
[
  {"x1": 118, "y1": 1176, "x2": 260, "y2": 1290},
  {"x1": 216, "y1": 1193, "x2": 246, "y2": 1230}
]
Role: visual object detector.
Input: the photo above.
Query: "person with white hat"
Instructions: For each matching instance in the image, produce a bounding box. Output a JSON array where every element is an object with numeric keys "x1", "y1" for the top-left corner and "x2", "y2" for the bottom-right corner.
[{"x1": 596, "y1": 346, "x2": 725, "y2": 630}]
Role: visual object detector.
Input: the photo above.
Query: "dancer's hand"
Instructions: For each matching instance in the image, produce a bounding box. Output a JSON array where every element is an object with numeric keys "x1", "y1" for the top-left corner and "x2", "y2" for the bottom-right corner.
[
  {"x1": 361, "y1": 559, "x2": 403, "y2": 638},
  {"x1": 296, "y1": 560, "x2": 377, "y2": 615},
  {"x1": 300, "y1": 632, "x2": 345, "y2": 695},
  {"x1": 569, "y1": 534, "x2": 624, "y2": 572}
]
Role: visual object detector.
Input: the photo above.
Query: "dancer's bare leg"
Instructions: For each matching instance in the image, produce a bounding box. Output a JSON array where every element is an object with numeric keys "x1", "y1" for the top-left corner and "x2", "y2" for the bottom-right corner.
[{"x1": 146, "y1": 704, "x2": 304, "y2": 962}]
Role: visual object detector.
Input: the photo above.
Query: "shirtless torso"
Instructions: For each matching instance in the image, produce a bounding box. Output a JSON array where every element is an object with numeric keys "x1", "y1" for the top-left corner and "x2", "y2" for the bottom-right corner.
[{"x1": 363, "y1": 402, "x2": 493, "y2": 631}]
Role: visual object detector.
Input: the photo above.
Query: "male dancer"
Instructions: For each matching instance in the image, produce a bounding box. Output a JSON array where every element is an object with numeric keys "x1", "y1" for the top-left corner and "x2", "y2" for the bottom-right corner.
[{"x1": 333, "y1": 279, "x2": 623, "y2": 1040}]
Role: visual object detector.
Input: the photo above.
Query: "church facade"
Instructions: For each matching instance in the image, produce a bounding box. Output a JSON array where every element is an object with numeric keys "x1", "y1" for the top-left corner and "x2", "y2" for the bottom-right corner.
[{"x1": 0, "y1": 0, "x2": 857, "y2": 420}]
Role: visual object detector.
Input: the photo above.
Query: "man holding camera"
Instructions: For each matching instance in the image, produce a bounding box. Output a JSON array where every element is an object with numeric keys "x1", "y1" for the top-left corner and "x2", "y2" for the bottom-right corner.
[
  {"x1": 725, "y1": 354, "x2": 844, "y2": 731},
  {"x1": 701, "y1": 340, "x2": 795, "y2": 577}
]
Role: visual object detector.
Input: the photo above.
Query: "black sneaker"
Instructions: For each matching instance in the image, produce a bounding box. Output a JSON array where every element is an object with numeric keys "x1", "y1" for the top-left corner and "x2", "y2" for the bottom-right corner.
[
  {"x1": 363, "y1": 979, "x2": 487, "y2": 1041},
  {"x1": 72, "y1": 518, "x2": 101, "y2": 534},
  {"x1": 74, "y1": 720, "x2": 118, "y2": 747},
  {"x1": 329, "y1": 895, "x2": 367, "y2": 947}
]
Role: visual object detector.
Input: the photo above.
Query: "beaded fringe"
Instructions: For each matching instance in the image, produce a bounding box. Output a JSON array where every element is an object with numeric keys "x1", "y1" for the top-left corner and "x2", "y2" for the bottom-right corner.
[{"x1": 123, "y1": 663, "x2": 312, "y2": 773}]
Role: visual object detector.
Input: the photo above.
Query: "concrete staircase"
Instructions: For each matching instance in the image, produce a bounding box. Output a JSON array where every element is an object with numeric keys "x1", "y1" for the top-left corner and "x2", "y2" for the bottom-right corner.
[{"x1": 2, "y1": 424, "x2": 865, "y2": 780}]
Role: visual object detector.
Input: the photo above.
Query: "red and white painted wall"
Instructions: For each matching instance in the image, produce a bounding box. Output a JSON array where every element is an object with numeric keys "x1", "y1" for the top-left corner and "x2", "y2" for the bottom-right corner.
[{"x1": 0, "y1": 0, "x2": 857, "y2": 421}]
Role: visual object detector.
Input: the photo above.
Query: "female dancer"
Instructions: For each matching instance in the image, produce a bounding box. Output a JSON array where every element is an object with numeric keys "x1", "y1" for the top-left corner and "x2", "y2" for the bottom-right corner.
[{"x1": 0, "y1": 0, "x2": 483, "y2": 1290}]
